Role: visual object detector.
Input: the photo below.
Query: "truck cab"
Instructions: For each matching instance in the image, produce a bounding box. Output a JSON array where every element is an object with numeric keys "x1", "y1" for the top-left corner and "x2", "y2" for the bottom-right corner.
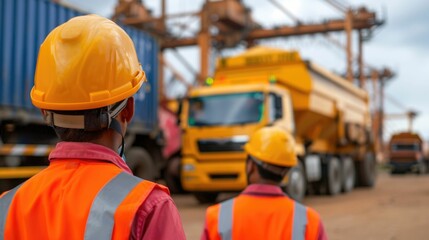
[
  {"x1": 180, "y1": 83, "x2": 296, "y2": 203},
  {"x1": 388, "y1": 132, "x2": 428, "y2": 174}
]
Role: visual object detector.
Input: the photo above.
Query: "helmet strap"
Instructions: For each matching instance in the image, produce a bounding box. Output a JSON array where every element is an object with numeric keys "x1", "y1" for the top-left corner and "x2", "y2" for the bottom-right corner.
[
  {"x1": 109, "y1": 117, "x2": 125, "y2": 157},
  {"x1": 107, "y1": 99, "x2": 128, "y2": 157}
]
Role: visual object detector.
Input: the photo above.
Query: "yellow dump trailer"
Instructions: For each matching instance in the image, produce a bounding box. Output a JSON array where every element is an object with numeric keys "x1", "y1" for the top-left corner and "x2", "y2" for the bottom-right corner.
[{"x1": 180, "y1": 46, "x2": 376, "y2": 203}]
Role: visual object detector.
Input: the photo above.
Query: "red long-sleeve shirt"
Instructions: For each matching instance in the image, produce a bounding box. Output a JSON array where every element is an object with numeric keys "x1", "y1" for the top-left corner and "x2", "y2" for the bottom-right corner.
[{"x1": 49, "y1": 142, "x2": 186, "y2": 240}]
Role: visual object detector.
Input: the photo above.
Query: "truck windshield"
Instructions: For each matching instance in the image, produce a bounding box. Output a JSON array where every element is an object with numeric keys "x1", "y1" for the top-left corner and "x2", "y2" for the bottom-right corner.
[
  {"x1": 391, "y1": 143, "x2": 421, "y2": 151},
  {"x1": 188, "y1": 92, "x2": 264, "y2": 127}
]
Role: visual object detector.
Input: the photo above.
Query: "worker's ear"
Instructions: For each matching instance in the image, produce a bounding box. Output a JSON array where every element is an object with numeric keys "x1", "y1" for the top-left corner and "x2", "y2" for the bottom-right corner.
[
  {"x1": 246, "y1": 158, "x2": 256, "y2": 175},
  {"x1": 121, "y1": 97, "x2": 135, "y2": 123},
  {"x1": 245, "y1": 157, "x2": 251, "y2": 172}
]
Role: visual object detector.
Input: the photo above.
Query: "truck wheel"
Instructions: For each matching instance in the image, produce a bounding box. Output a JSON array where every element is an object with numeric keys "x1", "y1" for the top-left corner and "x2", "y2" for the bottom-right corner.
[
  {"x1": 193, "y1": 192, "x2": 219, "y2": 204},
  {"x1": 165, "y1": 156, "x2": 185, "y2": 194},
  {"x1": 357, "y1": 152, "x2": 376, "y2": 187},
  {"x1": 417, "y1": 161, "x2": 427, "y2": 175},
  {"x1": 426, "y1": 160, "x2": 429, "y2": 174},
  {"x1": 284, "y1": 162, "x2": 306, "y2": 202},
  {"x1": 327, "y1": 157, "x2": 342, "y2": 195},
  {"x1": 341, "y1": 157, "x2": 355, "y2": 193},
  {"x1": 390, "y1": 168, "x2": 404, "y2": 175},
  {"x1": 126, "y1": 147, "x2": 156, "y2": 181}
]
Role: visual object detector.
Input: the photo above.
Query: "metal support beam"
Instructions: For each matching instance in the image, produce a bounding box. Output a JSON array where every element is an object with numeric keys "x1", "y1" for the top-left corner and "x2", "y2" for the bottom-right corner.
[
  {"x1": 198, "y1": 8, "x2": 211, "y2": 85},
  {"x1": 345, "y1": 10, "x2": 353, "y2": 82},
  {"x1": 162, "y1": 15, "x2": 382, "y2": 49},
  {"x1": 158, "y1": 52, "x2": 165, "y2": 101},
  {"x1": 358, "y1": 30, "x2": 365, "y2": 88}
]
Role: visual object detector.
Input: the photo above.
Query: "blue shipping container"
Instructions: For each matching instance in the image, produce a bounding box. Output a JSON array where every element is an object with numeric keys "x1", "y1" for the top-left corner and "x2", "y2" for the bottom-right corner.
[{"x1": 0, "y1": 0, "x2": 158, "y2": 132}]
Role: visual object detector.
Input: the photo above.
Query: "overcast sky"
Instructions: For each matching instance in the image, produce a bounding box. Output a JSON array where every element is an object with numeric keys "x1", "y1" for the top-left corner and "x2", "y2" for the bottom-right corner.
[{"x1": 63, "y1": 0, "x2": 429, "y2": 140}]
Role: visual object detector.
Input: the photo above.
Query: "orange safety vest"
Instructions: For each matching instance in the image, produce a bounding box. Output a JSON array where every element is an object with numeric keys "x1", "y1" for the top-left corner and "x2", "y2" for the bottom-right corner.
[
  {"x1": 205, "y1": 194, "x2": 321, "y2": 240},
  {"x1": 0, "y1": 159, "x2": 168, "y2": 240}
]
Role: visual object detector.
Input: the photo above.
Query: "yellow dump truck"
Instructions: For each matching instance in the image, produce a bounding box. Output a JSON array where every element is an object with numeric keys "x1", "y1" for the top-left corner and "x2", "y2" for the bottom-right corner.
[
  {"x1": 180, "y1": 46, "x2": 376, "y2": 203},
  {"x1": 388, "y1": 132, "x2": 428, "y2": 174}
]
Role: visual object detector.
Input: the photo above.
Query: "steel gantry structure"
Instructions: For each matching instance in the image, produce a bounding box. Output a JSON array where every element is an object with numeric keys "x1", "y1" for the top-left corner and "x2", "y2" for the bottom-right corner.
[{"x1": 112, "y1": 0, "x2": 384, "y2": 86}]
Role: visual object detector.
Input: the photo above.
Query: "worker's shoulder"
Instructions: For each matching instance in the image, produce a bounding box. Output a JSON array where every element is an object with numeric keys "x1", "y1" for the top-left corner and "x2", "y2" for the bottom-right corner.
[
  {"x1": 302, "y1": 203, "x2": 322, "y2": 223},
  {"x1": 144, "y1": 181, "x2": 170, "y2": 198},
  {"x1": 137, "y1": 182, "x2": 174, "y2": 209}
]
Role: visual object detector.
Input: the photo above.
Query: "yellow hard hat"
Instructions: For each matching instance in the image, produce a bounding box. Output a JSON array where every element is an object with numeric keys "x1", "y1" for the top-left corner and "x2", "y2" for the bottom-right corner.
[
  {"x1": 244, "y1": 127, "x2": 297, "y2": 167},
  {"x1": 30, "y1": 14, "x2": 146, "y2": 111}
]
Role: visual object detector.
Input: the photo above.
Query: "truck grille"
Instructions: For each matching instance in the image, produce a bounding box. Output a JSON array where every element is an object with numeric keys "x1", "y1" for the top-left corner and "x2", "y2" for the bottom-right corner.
[
  {"x1": 197, "y1": 139, "x2": 246, "y2": 153},
  {"x1": 390, "y1": 158, "x2": 416, "y2": 163},
  {"x1": 209, "y1": 174, "x2": 239, "y2": 180}
]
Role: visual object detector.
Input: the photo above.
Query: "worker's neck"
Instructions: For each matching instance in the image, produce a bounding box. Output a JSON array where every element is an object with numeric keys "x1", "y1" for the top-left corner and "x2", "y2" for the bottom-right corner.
[
  {"x1": 253, "y1": 179, "x2": 280, "y2": 186},
  {"x1": 91, "y1": 131, "x2": 121, "y2": 152}
]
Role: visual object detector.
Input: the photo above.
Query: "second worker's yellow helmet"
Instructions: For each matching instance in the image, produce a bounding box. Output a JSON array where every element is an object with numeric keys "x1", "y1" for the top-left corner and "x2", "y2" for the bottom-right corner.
[{"x1": 244, "y1": 127, "x2": 297, "y2": 167}]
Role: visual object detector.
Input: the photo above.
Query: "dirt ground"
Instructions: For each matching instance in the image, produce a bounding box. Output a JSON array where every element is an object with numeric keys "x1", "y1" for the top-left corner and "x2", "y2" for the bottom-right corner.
[{"x1": 173, "y1": 170, "x2": 429, "y2": 240}]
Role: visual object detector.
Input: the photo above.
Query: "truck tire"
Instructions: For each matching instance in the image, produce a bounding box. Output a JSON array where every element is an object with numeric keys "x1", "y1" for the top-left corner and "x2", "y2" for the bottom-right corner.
[
  {"x1": 390, "y1": 168, "x2": 404, "y2": 175},
  {"x1": 284, "y1": 162, "x2": 306, "y2": 202},
  {"x1": 341, "y1": 157, "x2": 355, "y2": 193},
  {"x1": 165, "y1": 156, "x2": 185, "y2": 194},
  {"x1": 193, "y1": 192, "x2": 219, "y2": 204},
  {"x1": 417, "y1": 161, "x2": 427, "y2": 175},
  {"x1": 426, "y1": 160, "x2": 429, "y2": 174},
  {"x1": 327, "y1": 157, "x2": 342, "y2": 195},
  {"x1": 125, "y1": 147, "x2": 156, "y2": 181},
  {"x1": 357, "y1": 152, "x2": 376, "y2": 187}
]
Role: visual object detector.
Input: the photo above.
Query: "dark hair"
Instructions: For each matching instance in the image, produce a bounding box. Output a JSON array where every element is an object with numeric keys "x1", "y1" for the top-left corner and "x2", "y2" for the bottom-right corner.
[
  {"x1": 52, "y1": 109, "x2": 105, "y2": 142},
  {"x1": 54, "y1": 126, "x2": 104, "y2": 142},
  {"x1": 255, "y1": 164, "x2": 288, "y2": 182}
]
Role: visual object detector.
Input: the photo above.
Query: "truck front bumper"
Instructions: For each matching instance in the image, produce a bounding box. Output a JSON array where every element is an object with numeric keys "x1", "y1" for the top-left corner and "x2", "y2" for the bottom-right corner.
[
  {"x1": 181, "y1": 156, "x2": 247, "y2": 192},
  {"x1": 389, "y1": 161, "x2": 419, "y2": 172}
]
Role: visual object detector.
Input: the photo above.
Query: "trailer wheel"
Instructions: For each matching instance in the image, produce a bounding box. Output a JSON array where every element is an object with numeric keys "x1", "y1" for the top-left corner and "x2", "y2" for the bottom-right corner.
[
  {"x1": 357, "y1": 152, "x2": 376, "y2": 187},
  {"x1": 390, "y1": 168, "x2": 404, "y2": 175},
  {"x1": 126, "y1": 147, "x2": 156, "y2": 180},
  {"x1": 417, "y1": 161, "x2": 427, "y2": 175},
  {"x1": 284, "y1": 162, "x2": 306, "y2": 202},
  {"x1": 426, "y1": 160, "x2": 429, "y2": 174},
  {"x1": 327, "y1": 157, "x2": 342, "y2": 195},
  {"x1": 341, "y1": 157, "x2": 355, "y2": 193},
  {"x1": 193, "y1": 192, "x2": 219, "y2": 204},
  {"x1": 165, "y1": 156, "x2": 185, "y2": 194}
]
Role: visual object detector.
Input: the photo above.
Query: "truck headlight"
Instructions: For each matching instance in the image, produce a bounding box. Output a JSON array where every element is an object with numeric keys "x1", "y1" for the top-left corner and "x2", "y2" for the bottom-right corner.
[
  {"x1": 231, "y1": 135, "x2": 249, "y2": 143},
  {"x1": 183, "y1": 164, "x2": 195, "y2": 172}
]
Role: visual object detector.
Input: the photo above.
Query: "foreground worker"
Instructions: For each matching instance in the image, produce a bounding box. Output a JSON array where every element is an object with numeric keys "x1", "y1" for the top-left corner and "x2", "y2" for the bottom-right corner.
[
  {"x1": 201, "y1": 127, "x2": 327, "y2": 240},
  {"x1": 0, "y1": 15, "x2": 185, "y2": 239}
]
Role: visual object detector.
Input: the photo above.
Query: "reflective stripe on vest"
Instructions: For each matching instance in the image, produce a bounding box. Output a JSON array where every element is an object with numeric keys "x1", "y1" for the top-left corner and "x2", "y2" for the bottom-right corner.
[
  {"x1": 292, "y1": 202, "x2": 308, "y2": 240},
  {"x1": 217, "y1": 199, "x2": 308, "y2": 240},
  {"x1": 218, "y1": 198, "x2": 234, "y2": 240},
  {"x1": 0, "y1": 184, "x2": 22, "y2": 240},
  {"x1": 84, "y1": 172, "x2": 141, "y2": 240}
]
